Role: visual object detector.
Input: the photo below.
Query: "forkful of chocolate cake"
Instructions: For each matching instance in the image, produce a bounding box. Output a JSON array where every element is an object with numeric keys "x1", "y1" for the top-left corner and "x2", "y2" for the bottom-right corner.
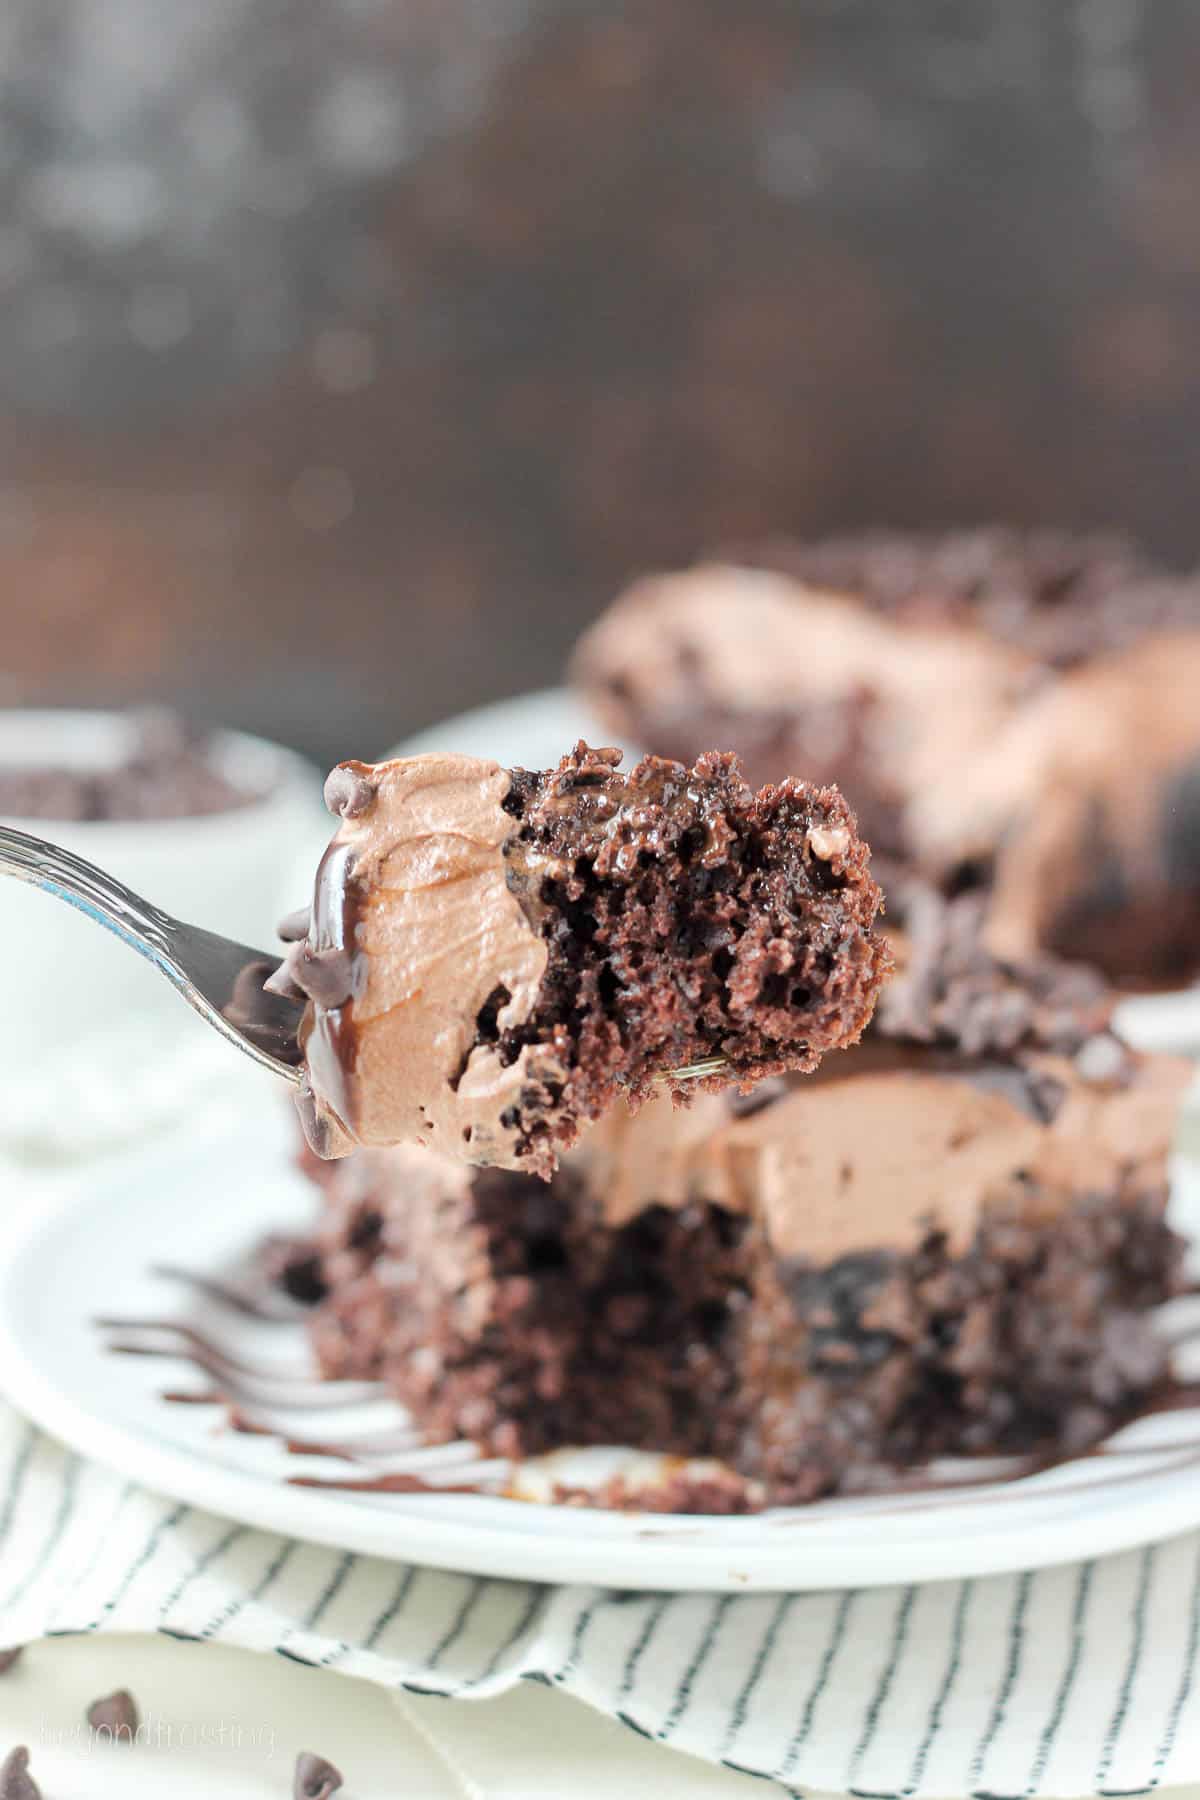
[{"x1": 0, "y1": 741, "x2": 890, "y2": 1178}]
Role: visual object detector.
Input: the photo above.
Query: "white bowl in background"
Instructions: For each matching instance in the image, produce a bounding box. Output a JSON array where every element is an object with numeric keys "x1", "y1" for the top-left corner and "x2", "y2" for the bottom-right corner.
[{"x1": 0, "y1": 710, "x2": 327, "y2": 1072}]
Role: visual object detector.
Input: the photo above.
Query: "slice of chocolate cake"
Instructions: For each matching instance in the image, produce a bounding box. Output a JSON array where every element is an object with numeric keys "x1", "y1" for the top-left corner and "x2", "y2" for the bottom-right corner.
[
  {"x1": 299, "y1": 891, "x2": 1189, "y2": 1508},
  {"x1": 724, "y1": 892, "x2": 1189, "y2": 1499},
  {"x1": 274, "y1": 743, "x2": 889, "y2": 1176}
]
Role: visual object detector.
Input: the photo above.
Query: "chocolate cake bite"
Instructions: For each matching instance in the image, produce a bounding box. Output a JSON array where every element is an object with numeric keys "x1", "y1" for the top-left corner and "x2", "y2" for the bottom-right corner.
[
  {"x1": 299, "y1": 889, "x2": 1188, "y2": 1508},
  {"x1": 275, "y1": 743, "x2": 889, "y2": 1176}
]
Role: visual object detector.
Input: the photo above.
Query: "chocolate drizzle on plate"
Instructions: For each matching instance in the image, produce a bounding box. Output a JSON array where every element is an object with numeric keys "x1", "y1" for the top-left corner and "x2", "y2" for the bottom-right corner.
[{"x1": 148, "y1": 1262, "x2": 308, "y2": 1324}]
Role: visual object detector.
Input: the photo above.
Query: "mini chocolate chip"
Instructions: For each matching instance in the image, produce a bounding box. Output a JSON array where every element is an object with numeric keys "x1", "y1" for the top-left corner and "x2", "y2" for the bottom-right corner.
[
  {"x1": 0, "y1": 1649, "x2": 22, "y2": 1676},
  {"x1": 0, "y1": 1747, "x2": 39, "y2": 1800},
  {"x1": 323, "y1": 764, "x2": 374, "y2": 820},
  {"x1": 291, "y1": 945, "x2": 357, "y2": 1010},
  {"x1": 264, "y1": 950, "x2": 308, "y2": 1000},
  {"x1": 87, "y1": 1689, "x2": 140, "y2": 1741},
  {"x1": 278, "y1": 906, "x2": 312, "y2": 943},
  {"x1": 294, "y1": 1750, "x2": 344, "y2": 1799}
]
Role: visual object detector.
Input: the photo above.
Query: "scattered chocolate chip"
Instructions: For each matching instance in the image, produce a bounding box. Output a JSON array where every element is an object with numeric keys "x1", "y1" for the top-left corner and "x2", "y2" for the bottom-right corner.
[
  {"x1": 294, "y1": 1750, "x2": 344, "y2": 1799},
  {"x1": 289, "y1": 945, "x2": 357, "y2": 1010},
  {"x1": 0, "y1": 1747, "x2": 39, "y2": 1800},
  {"x1": 0, "y1": 1649, "x2": 22, "y2": 1676},
  {"x1": 278, "y1": 906, "x2": 313, "y2": 944},
  {"x1": 264, "y1": 948, "x2": 307, "y2": 1000},
  {"x1": 87, "y1": 1689, "x2": 140, "y2": 1741},
  {"x1": 323, "y1": 764, "x2": 374, "y2": 820}
]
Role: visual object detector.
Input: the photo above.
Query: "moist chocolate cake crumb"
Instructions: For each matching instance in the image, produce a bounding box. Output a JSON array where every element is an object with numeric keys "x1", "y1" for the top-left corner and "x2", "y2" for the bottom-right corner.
[
  {"x1": 736, "y1": 1191, "x2": 1182, "y2": 1503},
  {"x1": 492, "y1": 742, "x2": 889, "y2": 1175},
  {"x1": 294, "y1": 1751, "x2": 343, "y2": 1799},
  {"x1": 0, "y1": 708, "x2": 260, "y2": 822},
  {"x1": 309, "y1": 1160, "x2": 754, "y2": 1462},
  {"x1": 0, "y1": 1747, "x2": 39, "y2": 1800}
]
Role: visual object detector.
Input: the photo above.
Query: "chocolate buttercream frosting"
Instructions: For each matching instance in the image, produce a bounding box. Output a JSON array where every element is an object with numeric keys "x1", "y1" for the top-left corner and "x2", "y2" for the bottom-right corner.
[{"x1": 274, "y1": 752, "x2": 561, "y2": 1165}]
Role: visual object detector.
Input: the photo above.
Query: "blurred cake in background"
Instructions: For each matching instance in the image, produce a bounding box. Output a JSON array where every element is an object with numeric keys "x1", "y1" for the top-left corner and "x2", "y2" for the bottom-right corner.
[
  {"x1": 296, "y1": 888, "x2": 1189, "y2": 1508},
  {"x1": 910, "y1": 633, "x2": 1200, "y2": 983},
  {"x1": 573, "y1": 529, "x2": 1200, "y2": 984},
  {"x1": 570, "y1": 562, "x2": 1034, "y2": 860},
  {"x1": 750, "y1": 526, "x2": 1200, "y2": 668}
]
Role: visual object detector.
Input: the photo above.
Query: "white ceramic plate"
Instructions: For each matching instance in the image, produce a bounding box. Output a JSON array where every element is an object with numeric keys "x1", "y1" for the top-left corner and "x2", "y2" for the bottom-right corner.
[
  {"x1": 3, "y1": 687, "x2": 1198, "y2": 1593},
  {"x1": 3, "y1": 1105, "x2": 1200, "y2": 1592},
  {"x1": 393, "y1": 686, "x2": 1200, "y2": 1056}
]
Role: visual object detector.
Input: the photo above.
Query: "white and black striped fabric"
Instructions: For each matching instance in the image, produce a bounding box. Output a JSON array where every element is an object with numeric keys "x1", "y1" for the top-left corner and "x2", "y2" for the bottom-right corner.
[{"x1": 1, "y1": 1408, "x2": 1198, "y2": 1797}]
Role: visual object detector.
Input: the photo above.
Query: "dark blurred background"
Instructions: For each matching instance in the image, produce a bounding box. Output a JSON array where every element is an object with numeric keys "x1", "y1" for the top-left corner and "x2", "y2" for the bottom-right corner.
[{"x1": 1, "y1": 0, "x2": 1198, "y2": 764}]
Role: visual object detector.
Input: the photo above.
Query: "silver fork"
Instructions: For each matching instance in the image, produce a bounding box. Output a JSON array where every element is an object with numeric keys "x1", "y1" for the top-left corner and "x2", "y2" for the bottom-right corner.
[{"x1": 0, "y1": 825, "x2": 305, "y2": 1082}]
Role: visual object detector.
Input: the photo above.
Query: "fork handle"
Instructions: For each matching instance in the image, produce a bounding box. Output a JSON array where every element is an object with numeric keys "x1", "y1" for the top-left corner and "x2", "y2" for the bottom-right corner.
[{"x1": 0, "y1": 824, "x2": 304, "y2": 1083}]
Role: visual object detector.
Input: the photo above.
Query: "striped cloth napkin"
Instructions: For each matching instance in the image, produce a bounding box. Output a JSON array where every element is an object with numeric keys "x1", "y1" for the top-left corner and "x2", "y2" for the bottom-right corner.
[{"x1": 1, "y1": 1406, "x2": 1197, "y2": 1798}]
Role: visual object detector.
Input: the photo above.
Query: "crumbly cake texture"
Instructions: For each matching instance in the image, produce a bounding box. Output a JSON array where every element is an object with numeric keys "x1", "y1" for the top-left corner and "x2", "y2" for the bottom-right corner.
[
  {"x1": 306, "y1": 1155, "x2": 752, "y2": 1468},
  {"x1": 495, "y1": 744, "x2": 890, "y2": 1169},
  {"x1": 283, "y1": 743, "x2": 890, "y2": 1177},
  {"x1": 296, "y1": 895, "x2": 1186, "y2": 1510}
]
